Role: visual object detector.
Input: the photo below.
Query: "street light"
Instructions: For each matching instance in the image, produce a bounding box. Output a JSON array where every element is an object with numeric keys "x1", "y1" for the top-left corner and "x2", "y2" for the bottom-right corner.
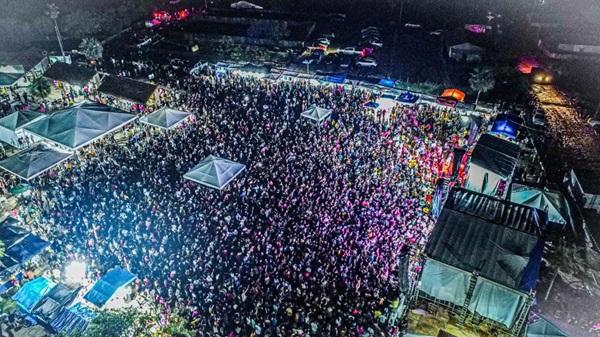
[{"x1": 45, "y1": 3, "x2": 66, "y2": 58}]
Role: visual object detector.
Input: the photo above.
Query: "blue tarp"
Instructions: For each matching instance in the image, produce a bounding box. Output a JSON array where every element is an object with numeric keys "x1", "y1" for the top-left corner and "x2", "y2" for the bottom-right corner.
[
  {"x1": 325, "y1": 75, "x2": 346, "y2": 84},
  {"x1": 84, "y1": 267, "x2": 136, "y2": 308},
  {"x1": 33, "y1": 283, "x2": 81, "y2": 323},
  {"x1": 50, "y1": 303, "x2": 97, "y2": 335},
  {"x1": 378, "y1": 78, "x2": 396, "y2": 88},
  {"x1": 12, "y1": 277, "x2": 55, "y2": 313},
  {"x1": 0, "y1": 217, "x2": 29, "y2": 247},
  {"x1": 5, "y1": 234, "x2": 49, "y2": 263},
  {"x1": 491, "y1": 114, "x2": 522, "y2": 139},
  {"x1": 363, "y1": 102, "x2": 380, "y2": 109},
  {"x1": 397, "y1": 92, "x2": 419, "y2": 104}
]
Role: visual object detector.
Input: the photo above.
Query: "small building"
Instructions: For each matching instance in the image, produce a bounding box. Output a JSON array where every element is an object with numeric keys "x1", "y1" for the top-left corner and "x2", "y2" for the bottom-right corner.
[
  {"x1": 97, "y1": 75, "x2": 162, "y2": 112},
  {"x1": 448, "y1": 42, "x2": 485, "y2": 62},
  {"x1": 538, "y1": 28, "x2": 600, "y2": 60},
  {"x1": 0, "y1": 47, "x2": 50, "y2": 89},
  {"x1": 43, "y1": 62, "x2": 99, "y2": 100},
  {"x1": 566, "y1": 168, "x2": 600, "y2": 212},
  {"x1": 445, "y1": 29, "x2": 488, "y2": 63}
]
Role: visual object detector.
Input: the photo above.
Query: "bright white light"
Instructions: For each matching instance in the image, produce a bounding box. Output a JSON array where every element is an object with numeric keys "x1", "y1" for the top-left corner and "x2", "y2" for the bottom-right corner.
[{"x1": 64, "y1": 261, "x2": 87, "y2": 284}]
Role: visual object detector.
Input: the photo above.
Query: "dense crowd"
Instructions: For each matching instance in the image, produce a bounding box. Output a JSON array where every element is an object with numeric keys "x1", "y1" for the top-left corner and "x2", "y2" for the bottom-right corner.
[{"x1": 22, "y1": 65, "x2": 468, "y2": 336}]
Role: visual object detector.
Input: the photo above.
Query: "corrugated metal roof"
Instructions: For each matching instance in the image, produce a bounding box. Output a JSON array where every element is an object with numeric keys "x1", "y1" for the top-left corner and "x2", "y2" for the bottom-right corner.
[{"x1": 426, "y1": 188, "x2": 546, "y2": 291}]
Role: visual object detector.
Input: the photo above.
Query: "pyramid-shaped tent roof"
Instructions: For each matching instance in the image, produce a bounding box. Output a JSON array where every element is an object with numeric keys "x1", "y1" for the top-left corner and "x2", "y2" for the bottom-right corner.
[
  {"x1": 0, "y1": 65, "x2": 25, "y2": 86},
  {"x1": 510, "y1": 183, "x2": 570, "y2": 225},
  {"x1": 301, "y1": 106, "x2": 333, "y2": 123},
  {"x1": 0, "y1": 110, "x2": 44, "y2": 131},
  {"x1": 24, "y1": 101, "x2": 136, "y2": 150},
  {"x1": 140, "y1": 107, "x2": 191, "y2": 129},
  {"x1": 0, "y1": 143, "x2": 72, "y2": 181},
  {"x1": 184, "y1": 155, "x2": 246, "y2": 190}
]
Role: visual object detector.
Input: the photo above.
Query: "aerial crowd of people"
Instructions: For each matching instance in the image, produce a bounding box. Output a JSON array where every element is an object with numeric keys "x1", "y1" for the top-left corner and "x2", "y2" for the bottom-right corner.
[{"x1": 9, "y1": 56, "x2": 470, "y2": 337}]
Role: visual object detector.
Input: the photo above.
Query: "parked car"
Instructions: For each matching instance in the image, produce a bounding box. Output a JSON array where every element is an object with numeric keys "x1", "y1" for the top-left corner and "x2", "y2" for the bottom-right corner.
[
  {"x1": 429, "y1": 29, "x2": 443, "y2": 36},
  {"x1": 339, "y1": 55, "x2": 353, "y2": 68},
  {"x1": 532, "y1": 112, "x2": 546, "y2": 126},
  {"x1": 404, "y1": 23, "x2": 422, "y2": 28},
  {"x1": 315, "y1": 38, "x2": 331, "y2": 46},
  {"x1": 362, "y1": 39, "x2": 383, "y2": 48},
  {"x1": 356, "y1": 57, "x2": 378, "y2": 67},
  {"x1": 361, "y1": 26, "x2": 379, "y2": 34},
  {"x1": 338, "y1": 47, "x2": 361, "y2": 55}
]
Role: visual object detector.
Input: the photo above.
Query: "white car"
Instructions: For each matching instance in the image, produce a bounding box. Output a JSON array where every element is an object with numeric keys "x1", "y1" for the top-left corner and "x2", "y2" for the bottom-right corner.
[
  {"x1": 338, "y1": 47, "x2": 361, "y2": 55},
  {"x1": 429, "y1": 29, "x2": 443, "y2": 36},
  {"x1": 361, "y1": 26, "x2": 379, "y2": 34},
  {"x1": 404, "y1": 23, "x2": 422, "y2": 28},
  {"x1": 363, "y1": 39, "x2": 383, "y2": 48},
  {"x1": 316, "y1": 38, "x2": 331, "y2": 46},
  {"x1": 356, "y1": 57, "x2": 378, "y2": 67}
]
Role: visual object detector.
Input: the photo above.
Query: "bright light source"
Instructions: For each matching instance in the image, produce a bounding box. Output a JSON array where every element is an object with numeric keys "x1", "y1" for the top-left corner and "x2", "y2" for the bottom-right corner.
[{"x1": 64, "y1": 261, "x2": 87, "y2": 284}]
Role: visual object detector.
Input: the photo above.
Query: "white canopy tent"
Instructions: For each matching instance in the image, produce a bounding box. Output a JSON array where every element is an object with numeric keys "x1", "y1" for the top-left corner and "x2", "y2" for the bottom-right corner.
[
  {"x1": 0, "y1": 143, "x2": 72, "y2": 181},
  {"x1": 140, "y1": 108, "x2": 191, "y2": 129},
  {"x1": 24, "y1": 101, "x2": 136, "y2": 150},
  {"x1": 510, "y1": 183, "x2": 570, "y2": 227},
  {"x1": 184, "y1": 155, "x2": 246, "y2": 190},
  {"x1": 0, "y1": 110, "x2": 45, "y2": 147},
  {"x1": 301, "y1": 106, "x2": 332, "y2": 124}
]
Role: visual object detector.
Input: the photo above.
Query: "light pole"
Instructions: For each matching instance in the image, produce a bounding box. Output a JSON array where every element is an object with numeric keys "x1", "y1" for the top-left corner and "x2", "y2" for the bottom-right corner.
[{"x1": 46, "y1": 3, "x2": 66, "y2": 58}]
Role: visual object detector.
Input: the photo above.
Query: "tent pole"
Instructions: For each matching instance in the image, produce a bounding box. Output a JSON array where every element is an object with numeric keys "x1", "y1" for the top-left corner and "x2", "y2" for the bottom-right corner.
[{"x1": 544, "y1": 268, "x2": 559, "y2": 301}]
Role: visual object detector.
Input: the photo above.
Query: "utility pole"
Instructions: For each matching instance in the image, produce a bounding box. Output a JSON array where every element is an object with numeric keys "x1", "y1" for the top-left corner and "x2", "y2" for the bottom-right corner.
[{"x1": 46, "y1": 3, "x2": 66, "y2": 59}]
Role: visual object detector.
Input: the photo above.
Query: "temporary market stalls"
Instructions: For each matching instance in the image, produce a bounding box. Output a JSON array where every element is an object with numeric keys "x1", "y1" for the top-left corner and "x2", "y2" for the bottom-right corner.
[
  {"x1": 50, "y1": 303, "x2": 97, "y2": 336},
  {"x1": 184, "y1": 155, "x2": 246, "y2": 190},
  {"x1": 83, "y1": 267, "x2": 136, "y2": 309},
  {"x1": 12, "y1": 277, "x2": 56, "y2": 313},
  {"x1": 301, "y1": 106, "x2": 333, "y2": 125},
  {"x1": 440, "y1": 88, "x2": 466, "y2": 102},
  {"x1": 33, "y1": 283, "x2": 81, "y2": 324},
  {"x1": 140, "y1": 107, "x2": 191, "y2": 129},
  {"x1": 0, "y1": 110, "x2": 44, "y2": 147},
  {"x1": 97, "y1": 74, "x2": 160, "y2": 112},
  {"x1": 465, "y1": 133, "x2": 521, "y2": 198},
  {"x1": 418, "y1": 188, "x2": 546, "y2": 334},
  {"x1": 0, "y1": 143, "x2": 72, "y2": 181},
  {"x1": 0, "y1": 221, "x2": 49, "y2": 277},
  {"x1": 43, "y1": 62, "x2": 99, "y2": 98},
  {"x1": 24, "y1": 101, "x2": 137, "y2": 150},
  {"x1": 510, "y1": 183, "x2": 570, "y2": 229},
  {"x1": 397, "y1": 92, "x2": 419, "y2": 104}
]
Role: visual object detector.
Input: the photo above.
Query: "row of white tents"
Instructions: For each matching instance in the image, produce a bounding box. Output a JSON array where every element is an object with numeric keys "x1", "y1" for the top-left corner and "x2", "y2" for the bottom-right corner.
[
  {"x1": 0, "y1": 102, "x2": 331, "y2": 189},
  {"x1": 0, "y1": 102, "x2": 192, "y2": 181}
]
